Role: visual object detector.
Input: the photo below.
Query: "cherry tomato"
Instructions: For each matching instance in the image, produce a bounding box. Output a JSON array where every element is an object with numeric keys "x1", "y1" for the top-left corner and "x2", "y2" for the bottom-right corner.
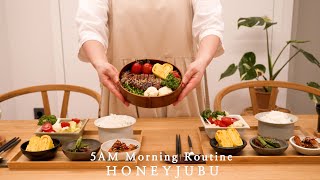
[
  {"x1": 221, "y1": 117, "x2": 233, "y2": 127},
  {"x1": 131, "y1": 62, "x2": 142, "y2": 74},
  {"x1": 41, "y1": 122, "x2": 53, "y2": 132},
  {"x1": 231, "y1": 118, "x2": 238, "y2": 123},
  {"x1": 208, "y1": 117, "x2": 214, "y2": 124},
  {"x1": 171, "y1": 71, "x2": 181, "y2": 78},
  {"x1": 142, "y1": 63, "x2": 153, "y2": 74},
  {"x1": 61, "y1": 122, "x2": 70, "y2": 128},
  {"x1": 72, "y1": 118, "x2": 80, "y2": 124}
]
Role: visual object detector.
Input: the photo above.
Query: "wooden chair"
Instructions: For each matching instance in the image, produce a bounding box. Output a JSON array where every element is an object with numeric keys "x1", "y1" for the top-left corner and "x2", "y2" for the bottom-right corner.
[
  {"x1": 0, "y1": 84, "x2": 101, "y2": 118},
  {"x1": 214, "y1": 81, "x2": 320, "y2": 115}
]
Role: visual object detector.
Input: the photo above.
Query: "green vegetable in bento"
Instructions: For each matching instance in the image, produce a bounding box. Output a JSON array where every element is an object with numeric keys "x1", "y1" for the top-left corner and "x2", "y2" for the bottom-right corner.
[
  {"x1": 161, "y1": 73, "x2": 181, "y2": 90},
  {"x1": 123, "y1": 83, "x2": 144, "y2": 95},
  {"x1": 37, "y1": 115, "x2": 57, "y2": 125}
]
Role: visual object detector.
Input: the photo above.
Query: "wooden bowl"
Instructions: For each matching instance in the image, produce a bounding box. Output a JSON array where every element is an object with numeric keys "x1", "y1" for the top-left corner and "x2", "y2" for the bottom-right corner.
[{"x1": 118, "y1": 59, "x2": 183, "y2": 108}]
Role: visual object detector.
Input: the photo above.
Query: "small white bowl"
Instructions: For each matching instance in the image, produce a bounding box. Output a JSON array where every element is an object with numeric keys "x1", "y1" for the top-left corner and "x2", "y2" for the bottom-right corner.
[
  {"x1": 200, "y1": 115, "x2": 250, "y2": 138},
  {"x1": 101, "y1": 138, "x2": 140, "y2": 161},
  {"x1": 255, "y1": 112, "x2": 298, "y2": 140},
  {"x1": 289, "y1": 136, "x2": 320, "y2": 156},
  {"x1": 94, "y1": 115, "x2": 136, "y2": 143}
]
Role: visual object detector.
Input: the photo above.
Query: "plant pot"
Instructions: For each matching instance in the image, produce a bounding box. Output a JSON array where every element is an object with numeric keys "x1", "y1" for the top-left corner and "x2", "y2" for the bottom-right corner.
[{"x1": 254, "y1": 87, "x2": 278, "y2": 111}]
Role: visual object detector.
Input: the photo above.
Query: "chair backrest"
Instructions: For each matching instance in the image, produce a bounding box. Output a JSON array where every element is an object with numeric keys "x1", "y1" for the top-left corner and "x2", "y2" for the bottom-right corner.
[
  {"x1": 214, "y1": 81, "x2": 320, "y2": 114},
  {"x1": 0, "y1": 84, "x2": 101, "y2": 118}
]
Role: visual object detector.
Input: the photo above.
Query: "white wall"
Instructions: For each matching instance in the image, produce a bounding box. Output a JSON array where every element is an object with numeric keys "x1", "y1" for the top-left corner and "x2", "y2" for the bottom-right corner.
[
  {"x1": 287, "y1": 0, "x2": 320, "y2": 114},
  {"x1": 0, "y1": 0, "x2": 295, "y2": 119},
  {"x1": 0, "y1": 0, "x2": 59, "y2": 119}
]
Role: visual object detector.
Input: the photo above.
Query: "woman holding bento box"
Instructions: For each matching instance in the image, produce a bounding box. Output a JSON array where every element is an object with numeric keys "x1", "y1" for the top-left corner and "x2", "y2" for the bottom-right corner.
[{"x1": 76, "y1": 0, "x2": 224, "y2": 117}]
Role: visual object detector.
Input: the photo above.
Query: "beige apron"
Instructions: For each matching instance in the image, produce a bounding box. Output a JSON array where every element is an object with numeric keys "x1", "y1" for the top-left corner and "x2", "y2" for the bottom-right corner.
[{"x1": 101, "y1": 0, "x2": 211, "y2": 117}]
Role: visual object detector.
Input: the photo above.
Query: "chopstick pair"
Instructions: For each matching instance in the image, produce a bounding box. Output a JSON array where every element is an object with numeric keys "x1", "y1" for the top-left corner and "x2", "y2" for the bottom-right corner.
[{"x1": 0, "y1": 137, "x2": 21, "y2": 154}]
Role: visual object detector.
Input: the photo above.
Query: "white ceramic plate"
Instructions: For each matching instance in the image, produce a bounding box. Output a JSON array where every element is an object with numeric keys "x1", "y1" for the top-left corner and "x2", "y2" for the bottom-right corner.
[
  {"x1": 101, "y1": 138, "x2": 141, "y2": 161},
  {"x1": 200, "y1": 115, "x2": 250, "y2": 138},
  {"x1": 35, "y1": 118, "x2": 88, "y2": 144},
  {"x1": 289, "y1": 136, "x2": 320, "y2": 156}
]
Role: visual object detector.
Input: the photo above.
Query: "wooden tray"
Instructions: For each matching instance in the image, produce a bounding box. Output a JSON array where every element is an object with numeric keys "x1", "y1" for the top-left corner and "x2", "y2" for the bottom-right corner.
[
  {"x1": 7, "y1": 130, "x2": 143, "y2": 169},
  {"x1": 199, "y1": 126, "x2": 320, "y2": 164},
  {"x1": 141, "y1": 128, "x2": 204, "y2": 157}
]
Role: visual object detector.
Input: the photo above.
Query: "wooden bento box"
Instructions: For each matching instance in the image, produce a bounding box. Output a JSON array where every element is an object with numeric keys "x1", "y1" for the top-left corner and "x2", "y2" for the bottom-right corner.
[{"x1": 118, "y1": 59, "x2": 183, "y2": 108}]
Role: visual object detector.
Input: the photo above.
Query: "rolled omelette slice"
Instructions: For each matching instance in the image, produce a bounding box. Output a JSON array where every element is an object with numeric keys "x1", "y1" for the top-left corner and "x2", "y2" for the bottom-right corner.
[
  {"x1": 215, "y1": 130, "x2": 233, "y2": 147},
  {"x1": 227, "y1": 128, "x2": 243, "y2": 147},
  {"x1": 26, "y1": 136, "x2": 41, "y2": 152},
  {"x1": 39, "y1": 135, "x2": 54, "y2": 151}
]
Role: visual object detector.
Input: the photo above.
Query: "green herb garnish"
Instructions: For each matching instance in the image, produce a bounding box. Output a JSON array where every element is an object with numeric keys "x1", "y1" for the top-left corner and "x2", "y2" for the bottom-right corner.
[
  {"x1": 161, "y1": 73, "x2": 181, "y2": 90},
  {"x1": 37, "y1": 115, "x2": 57, "y2": 125}
]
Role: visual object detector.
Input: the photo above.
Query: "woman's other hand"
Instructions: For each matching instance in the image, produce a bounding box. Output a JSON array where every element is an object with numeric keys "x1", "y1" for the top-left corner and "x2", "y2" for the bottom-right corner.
[
  {"x1": 95, "y1": 62, "x2": 129, "y2": 106},
  {"x1": 173, "y1": 35, "x2": 221, "y2": 106},
  {"x1": 173, "y1": 60, "x2": 205, "y2": 106},
  {"x1": 82, "y1": 40, "x2": 129, "y2": 106}
]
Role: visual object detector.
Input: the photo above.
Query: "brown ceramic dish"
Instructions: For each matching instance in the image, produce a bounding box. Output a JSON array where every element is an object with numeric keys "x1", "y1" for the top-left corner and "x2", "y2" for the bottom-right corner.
[{"x1": 118, "y1": 59, "x2": 183, "y2": 108}]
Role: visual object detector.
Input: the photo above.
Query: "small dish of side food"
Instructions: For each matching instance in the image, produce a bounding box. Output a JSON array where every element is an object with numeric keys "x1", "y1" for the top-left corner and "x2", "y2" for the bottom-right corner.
[
  {"x1": 250, "y1": 136, "x2": 288, "y2": 155},
  {"x1": 289, "y1": 136, "x2": 320, "y2": 156},
  {"x1": 21, "y1": 135, "x2": 60, "y2": 160},
  {"x1": 35, "y1": 115, "x2": 88, "y2": 144},
  {"x1": 101, "y1": 139, "x2": 140, "y2": 161},
  {"x1": 209, "y1": 128, "x2": 247, "y2": 155},
  {"x1": 200, "y1": 110, "x2": 250, "y2": 138},
  {"x1": 62, "y1": 136, "x2": 101, "y2": 161},
  {"x1": 118, "y1": 59, "x2": 183, "y2": 108}
]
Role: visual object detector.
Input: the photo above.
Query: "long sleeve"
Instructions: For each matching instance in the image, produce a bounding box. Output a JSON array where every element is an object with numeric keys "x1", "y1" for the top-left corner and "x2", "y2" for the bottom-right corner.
[
  {"x1": 192, "y1": 0, "x2": 224, "y2": 57},
  {"x1": 76, "y1": 0, "x2": 109, "y2": 62}
]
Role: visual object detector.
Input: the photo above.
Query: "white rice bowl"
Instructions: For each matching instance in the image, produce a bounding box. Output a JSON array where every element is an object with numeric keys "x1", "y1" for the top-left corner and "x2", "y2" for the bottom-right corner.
[{"x1": 94, "y1": 114, "x2": 136, "y2": 142}]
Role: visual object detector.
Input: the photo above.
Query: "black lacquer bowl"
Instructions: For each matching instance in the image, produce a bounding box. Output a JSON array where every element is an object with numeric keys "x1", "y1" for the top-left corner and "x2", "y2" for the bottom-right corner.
[
  {"x1": 210, "y1": 138, "x2": 247, "y2": 155},
  {"x1": 62, "y1": 139, "x2": 101, "y2": 161},
  {"x1": 21, "y1": 139, "x2": 61, "y2": 161}
]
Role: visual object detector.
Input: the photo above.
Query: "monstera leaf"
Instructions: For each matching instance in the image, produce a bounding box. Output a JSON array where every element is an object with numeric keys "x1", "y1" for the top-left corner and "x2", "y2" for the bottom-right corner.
[
  {"x1": 238, "y1": 17, "x2": 277, "y2": 30},
  {"x1": 292, "y1": 45, "x2": 320, "y2": 68},
  {"x1": 307, "y1": 82, "x2": 320, "y2": 104},
  {"x1": 238, "y1": 52, "x2": 266, "y2": 80},
  {"x1": 219, "y1": 64, "x2": 238, "y2": 80}
]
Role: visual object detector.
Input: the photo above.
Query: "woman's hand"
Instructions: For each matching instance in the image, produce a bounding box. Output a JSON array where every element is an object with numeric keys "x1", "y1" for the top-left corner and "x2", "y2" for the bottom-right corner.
[
  {"x1": 95, "y1": 62, "x2": 129, "y2": 106},
  {"x1": 173, "y1": 60, "x2": 206, "y2": 106},
  {"x1": 173, "y1": 35, "x2": 221, "y2": 106}
]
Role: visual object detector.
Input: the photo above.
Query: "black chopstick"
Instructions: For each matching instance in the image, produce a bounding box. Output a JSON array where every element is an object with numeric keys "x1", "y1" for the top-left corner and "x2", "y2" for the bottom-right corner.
[
  {"x1": 178, "y1": 134, "x2": 181, "y2": 159},
  {"x1": 0, "y1": 138, "x2": 21, "y2": 153},
  {"x1": 176, "y1": 134, "x2": 179, "y2": 155},
  {"x1": 0, "y1": 137, "x2": 18, "y2": 152}
]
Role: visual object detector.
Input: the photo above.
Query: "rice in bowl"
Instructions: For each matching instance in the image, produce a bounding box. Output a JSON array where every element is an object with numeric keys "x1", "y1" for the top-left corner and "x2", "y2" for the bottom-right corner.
[{"x1": 94, "y1": 114, "x2": 136, "y2": 129}]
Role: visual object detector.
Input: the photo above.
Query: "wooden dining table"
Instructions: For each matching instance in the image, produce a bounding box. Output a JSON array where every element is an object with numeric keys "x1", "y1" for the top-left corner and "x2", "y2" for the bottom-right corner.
[{"x1": 1, "y1": 115, "x2": 319, "y2": 180}]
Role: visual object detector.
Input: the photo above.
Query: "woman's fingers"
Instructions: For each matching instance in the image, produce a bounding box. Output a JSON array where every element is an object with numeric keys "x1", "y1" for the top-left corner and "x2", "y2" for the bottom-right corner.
[
  {"x1": 101, "y1": 76, "x2": 129, "y2": 106},
  {"x1": 104, "y1": 65, "x2": 120, "y2": 84},
  {"x1": 173, "y1": 77, "x2": 198, "y2": 106},
  {"x1": 173, "y1": 62, "x2": 204, "y2": 106}
]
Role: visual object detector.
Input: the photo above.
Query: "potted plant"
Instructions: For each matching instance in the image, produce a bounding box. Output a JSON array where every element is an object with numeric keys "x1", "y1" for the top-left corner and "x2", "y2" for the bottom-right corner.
[
  {"x1": 220, "y1": 16, "x2": 320, "y2": 110},
  {"x1": 307, "y1": 82, "x2": 320, "y2": 104}
]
